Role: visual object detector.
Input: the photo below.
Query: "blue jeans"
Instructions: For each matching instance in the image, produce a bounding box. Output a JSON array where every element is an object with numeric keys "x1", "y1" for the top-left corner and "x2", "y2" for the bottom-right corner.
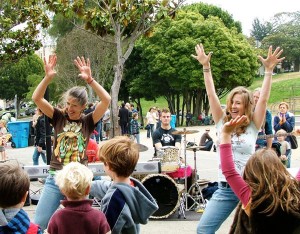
[
  {"x1": 34, "y1": 175, "x2": 65, "y2": 231},
  {"x1": 32, "y1": 147, "x2": 46, "y2": 165},
  {"x1": 147, "y1": 124, "x2": 155, "y2": 138},
  {"x1": 197, "y1": 184, "x2": 239, "y2": 234}
]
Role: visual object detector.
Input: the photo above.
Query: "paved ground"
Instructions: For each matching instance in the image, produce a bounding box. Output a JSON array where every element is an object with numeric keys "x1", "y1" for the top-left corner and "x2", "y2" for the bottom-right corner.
[{"x1": 5, "y1": 125, "x2": 300, "y2": 234}]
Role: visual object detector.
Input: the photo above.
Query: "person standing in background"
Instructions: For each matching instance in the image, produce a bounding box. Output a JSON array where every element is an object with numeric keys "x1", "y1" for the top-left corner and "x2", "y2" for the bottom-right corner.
[
  {"x1": 273, "y1": 102, "x2": 295, "y2": 168},
  {"x1": 32, "y1": 109, "x2": 46, "y2": 165},
  {"x1": 118, "y1": 102, "x2": 129, "y2": 135},
  {"x1": 102, "y1": 108, "x2": 110, "y2": 140},
  {"x1": 0, "y1": 120, "x2": 8, "y2": 161},
  {"x1": 130, "y1": 112, "x2": 140, "y2": 144},
  {"x1": 146, "y1": 107, "x2": 158, "y2": 138}
]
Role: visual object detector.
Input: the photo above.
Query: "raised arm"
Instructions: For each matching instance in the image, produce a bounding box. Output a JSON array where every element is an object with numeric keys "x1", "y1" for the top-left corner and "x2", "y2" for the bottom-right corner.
[
  {"x1": 220, "y1": 116, "x2": 251, "y2": 207},
  {"x1": 253, "y1": 46, "x2": 285, "y2": 129},
  {"x1": 32, "y1": 55, "x2": 56, "y2": 118},
  {"x1": 192, "y1": 44, "x2": 223, "y2": 123},
  {"x1": 74, "y1": 57, "x2": 111, "y2": 125}
]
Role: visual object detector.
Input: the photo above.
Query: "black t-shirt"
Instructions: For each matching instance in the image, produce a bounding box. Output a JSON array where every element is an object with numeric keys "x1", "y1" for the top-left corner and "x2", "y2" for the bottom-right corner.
[{"x1": 152, "y1": 127, "x2": 182, "y2": 146}]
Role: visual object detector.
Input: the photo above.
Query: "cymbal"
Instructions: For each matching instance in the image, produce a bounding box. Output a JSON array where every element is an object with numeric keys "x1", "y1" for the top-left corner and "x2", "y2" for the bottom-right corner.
[
  {"x1": 136, "y1": 143, "x2": 148, "y2": 152},
  {"x1": 172, "y1": 129, "x2": 199, "y2": 135},
  {"x1": 186, "y1": 145, "x2": 205, "y2": 151}
]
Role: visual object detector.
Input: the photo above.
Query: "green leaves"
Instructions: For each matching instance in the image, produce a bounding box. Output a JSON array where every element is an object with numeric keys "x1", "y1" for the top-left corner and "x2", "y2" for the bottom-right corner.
[{"x1": 0, "y1": 1, "x2": 50, "y2": 64}]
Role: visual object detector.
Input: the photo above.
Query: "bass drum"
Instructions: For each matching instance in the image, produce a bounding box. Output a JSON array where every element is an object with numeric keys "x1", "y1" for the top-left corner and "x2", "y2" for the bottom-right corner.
[{"x1": 142, "y1": 174, "x2": 180, "y2": 219}]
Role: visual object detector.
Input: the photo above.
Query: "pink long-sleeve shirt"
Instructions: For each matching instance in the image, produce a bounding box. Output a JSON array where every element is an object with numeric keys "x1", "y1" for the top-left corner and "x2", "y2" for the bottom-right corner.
[{"x1": 220, "y1": 144, "x2": 300, "y2": 210}]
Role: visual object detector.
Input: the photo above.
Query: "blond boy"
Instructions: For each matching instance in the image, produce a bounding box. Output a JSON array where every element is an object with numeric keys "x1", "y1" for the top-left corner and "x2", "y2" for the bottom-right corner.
[{"x1": 47, "y1": 162, "x2": 110, "y2": 234}]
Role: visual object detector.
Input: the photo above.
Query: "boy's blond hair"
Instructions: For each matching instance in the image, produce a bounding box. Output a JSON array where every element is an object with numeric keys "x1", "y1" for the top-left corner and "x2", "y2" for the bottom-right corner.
[
  {"x1": 99, "y1": 136, "x2": 139, "y2": 177},
  {"x1": 55, "y1": 162, "x2": 93, "y2": 200},
  {"x1": 277, "y1": 129, "x2": 287, "y2": 138}
]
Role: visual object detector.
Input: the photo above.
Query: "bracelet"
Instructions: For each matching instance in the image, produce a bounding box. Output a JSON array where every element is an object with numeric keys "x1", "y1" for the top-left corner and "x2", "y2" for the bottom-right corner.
[
  {"x1": 264, "y1": 72, "x2": 272, "y2": 75},
  {"x1": 203, "y1": 68, "x2": 211, "y2": 72},
  {"x1": 87, "y1": 78, "x2": 94, "y2": 85}
]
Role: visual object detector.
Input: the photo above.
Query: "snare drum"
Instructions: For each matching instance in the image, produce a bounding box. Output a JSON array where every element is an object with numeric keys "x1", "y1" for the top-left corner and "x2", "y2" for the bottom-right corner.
[
  {"x1": 157, "y1": 146, "x2": 179, "y2": 172},
  {"x1": 142, "y1": 174, "x2": 180, "y2": 219}
]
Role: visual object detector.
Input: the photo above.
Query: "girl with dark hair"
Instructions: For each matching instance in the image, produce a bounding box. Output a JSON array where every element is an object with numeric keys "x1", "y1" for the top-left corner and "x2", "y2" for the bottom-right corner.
[{"x1": 220, "y1": 115, "x2": 300, "y2": 233}]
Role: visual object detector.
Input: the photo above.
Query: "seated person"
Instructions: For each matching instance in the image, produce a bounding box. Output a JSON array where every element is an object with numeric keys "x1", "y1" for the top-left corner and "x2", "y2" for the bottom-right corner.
[
  {"x1": 199, "y1": 128, "x2": 214, "y2": 151},
  {"x1": 0, "y1": 162, "x2": 42, "y2": 233},
  {"x1": 90, "y1": 136, "x2": 158, "y2": 234},
  {"x1": 47, "y1": 162, "x2": 110, "y2": 234},
  {"x1": 152, "y1": 108, "x2": 193, "y2": 186}
]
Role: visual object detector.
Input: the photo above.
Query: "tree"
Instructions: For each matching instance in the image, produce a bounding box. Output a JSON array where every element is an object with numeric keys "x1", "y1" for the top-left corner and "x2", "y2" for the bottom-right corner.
[
  {"x1": 54, "y1": 28, "x2": 116, "y2": 102},
  {"x1": 0, "y1": 0, "x2": 49, "y2": 64},
  {"x1": 250, "y1": 18, "x2": 273, "y2": 42},
  {"x1": 0, "y1": 54, "x2": 44, "y2": 117},
  {"x1": 124, "y1": 9, "x2": 259, "y2": 120},
  {"x1": 262, "y1": 12, "x2": 300, "y2": 72},
  {"x1": 44, "y1": 0, "x2": 184, "y2": 137}
]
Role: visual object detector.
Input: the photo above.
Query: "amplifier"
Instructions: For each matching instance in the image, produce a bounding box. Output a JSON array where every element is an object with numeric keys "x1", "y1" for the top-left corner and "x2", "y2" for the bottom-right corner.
[{"x1": 23, "y1": 161, "x2": 161, "y2": 178}]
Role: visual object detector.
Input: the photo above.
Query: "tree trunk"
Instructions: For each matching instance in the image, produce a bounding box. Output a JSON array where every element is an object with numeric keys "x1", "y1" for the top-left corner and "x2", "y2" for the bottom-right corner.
[
  {"x1": 294, "y1": 57, "x2": 300, "y2": 72},
  {"x1": 110, "y1": 63, "x2": 123, "y2": 137}
]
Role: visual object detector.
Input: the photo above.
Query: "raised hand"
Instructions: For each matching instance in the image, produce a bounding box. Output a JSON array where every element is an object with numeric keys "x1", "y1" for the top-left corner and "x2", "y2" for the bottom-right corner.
[
  {"x1": 74, "y1": 56, "x2": 92, "y2": 82},
  {"x1": 258, "y1": 46, "x2": 285, "y2": 72},
  {"x1": 44, "y1": 54, "x2": 57, "y2": 79},
  {"x1": 191, "y1": 43, "x2": 212, "y2": 67},
  {"x1": 223, "y1": 115, "x2": 248, "y2": 135}
]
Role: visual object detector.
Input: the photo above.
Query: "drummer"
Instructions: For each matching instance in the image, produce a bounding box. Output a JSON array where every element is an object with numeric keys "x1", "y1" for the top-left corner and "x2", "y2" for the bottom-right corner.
[
  {"x1": 152, "y1": 108, "x2": 193, "y2": 187},
  {"x1": 152, "y1": 108, "x2": 182, "y2": 153}
]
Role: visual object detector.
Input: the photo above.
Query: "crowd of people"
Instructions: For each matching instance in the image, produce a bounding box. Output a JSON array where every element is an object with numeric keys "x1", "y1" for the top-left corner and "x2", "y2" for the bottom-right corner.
[{"x1": 1, "y1": 43, "x2": 300, "y2": 234}]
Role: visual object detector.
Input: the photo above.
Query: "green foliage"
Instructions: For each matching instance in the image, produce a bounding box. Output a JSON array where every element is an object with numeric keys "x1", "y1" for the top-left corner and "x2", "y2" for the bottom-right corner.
[
  {"x1": 182, "y1": 2, "x2": 242, "y2": 33},
  {"x1": 126, "y1": 9, "x2": 258, "y2": 100},
  {"x1": 250, "y1": 18, "x2": 273, "y2": 41},
  {"x1": 0, "y1": 54, "x2": 44, "y2": 101},
  {"x1": 0, "y1": 0, "x2": 50, "y2": 64}
]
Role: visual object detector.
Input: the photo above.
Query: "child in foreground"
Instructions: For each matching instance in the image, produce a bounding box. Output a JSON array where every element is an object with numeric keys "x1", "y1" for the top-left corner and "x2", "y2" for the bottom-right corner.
[
  {"x1": 0, "y1": 162, "x2": 42, "y2": 233},
  {"x1": 90, "y1": 136, "x2": 158, "y2": 234},
  {"x1": 46, "y1": 162, "x2": 110, "y2": 234},
  {"x1": 220, "y1": 115, "x2": 300, "y2": 233}
]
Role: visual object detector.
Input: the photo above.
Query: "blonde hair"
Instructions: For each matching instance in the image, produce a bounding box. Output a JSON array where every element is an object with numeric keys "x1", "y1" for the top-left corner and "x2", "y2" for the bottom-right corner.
[
  {"x1": 277, "y1": 129, "x2": 287, "y2": 136},
  {"x1": 224, "y1": 86, "x2": 253, "y2": 135},
  {"x1": 55, "y1": 162, "x2": 93, "y2": 200},
  {"x1": 0, "y1": 119, "x2": 7, "y2": 127},
  {"x1": 244, "y1": 149, "x2": 300, "y2": 215},
  {"x1": 279, "y1": 102, "x2": 289, "y2": 110}
]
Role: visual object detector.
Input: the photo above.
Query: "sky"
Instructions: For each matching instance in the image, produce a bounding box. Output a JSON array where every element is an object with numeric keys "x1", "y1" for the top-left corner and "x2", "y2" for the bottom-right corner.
[{"x1": 185, "y1": 0, "x2": 297, "y2": 36}]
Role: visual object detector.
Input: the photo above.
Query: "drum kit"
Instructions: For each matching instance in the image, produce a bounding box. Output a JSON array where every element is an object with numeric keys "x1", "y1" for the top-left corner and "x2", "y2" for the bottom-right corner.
[{"x1": 140, "y1": 128, "x2": 210, "y2": 219}]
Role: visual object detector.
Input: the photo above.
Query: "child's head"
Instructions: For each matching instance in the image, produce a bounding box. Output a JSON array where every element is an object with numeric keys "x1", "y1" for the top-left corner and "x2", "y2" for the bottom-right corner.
[
  {"x1": 55, "y1": 162, "x2": 93, "y2": 200},
  {"x1": 0, "y1": 162, "x2": 30, "y2": 208},
  {"x1": 132, "y1": 112, "x2": 138, "y2": 120},
  {"x1": 243, "y1": 149, "x2": 300, "y2": 214},
  {"x1": 276, "y1": 129, "x2": 287, "y2": 142},
  {"x1": 0, "y1": 119, "x2": 7, "y2": 128},
  {"x1": 98, "y1": 136, "x2": 139, "y2": 178}
]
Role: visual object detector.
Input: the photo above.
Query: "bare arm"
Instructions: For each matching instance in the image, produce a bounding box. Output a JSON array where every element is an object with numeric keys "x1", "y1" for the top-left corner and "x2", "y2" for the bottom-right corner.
[
  {"x1": 32, "y1": 55, "x2": 56, "y2": 118},
  {"x1": 74, "y1": 57, "x2": 111, "y2": 125},
  {"x1": 192, "y1": 44, "x2": 223, "y2": 123},
  {"x1": 253, "y1": 46, "x2": 285, "y2": 129}
]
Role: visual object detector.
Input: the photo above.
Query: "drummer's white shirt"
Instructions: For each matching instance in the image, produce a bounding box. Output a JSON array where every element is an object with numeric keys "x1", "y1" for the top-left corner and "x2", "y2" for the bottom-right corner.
[{"x1": 216, "y1": 119, "x2": 259, "y2": 182}]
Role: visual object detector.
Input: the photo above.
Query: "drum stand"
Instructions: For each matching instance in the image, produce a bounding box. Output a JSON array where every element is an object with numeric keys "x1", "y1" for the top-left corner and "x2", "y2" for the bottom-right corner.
[{"x1": 178, "y1": 133, "x2": 207, "y2": 218}]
